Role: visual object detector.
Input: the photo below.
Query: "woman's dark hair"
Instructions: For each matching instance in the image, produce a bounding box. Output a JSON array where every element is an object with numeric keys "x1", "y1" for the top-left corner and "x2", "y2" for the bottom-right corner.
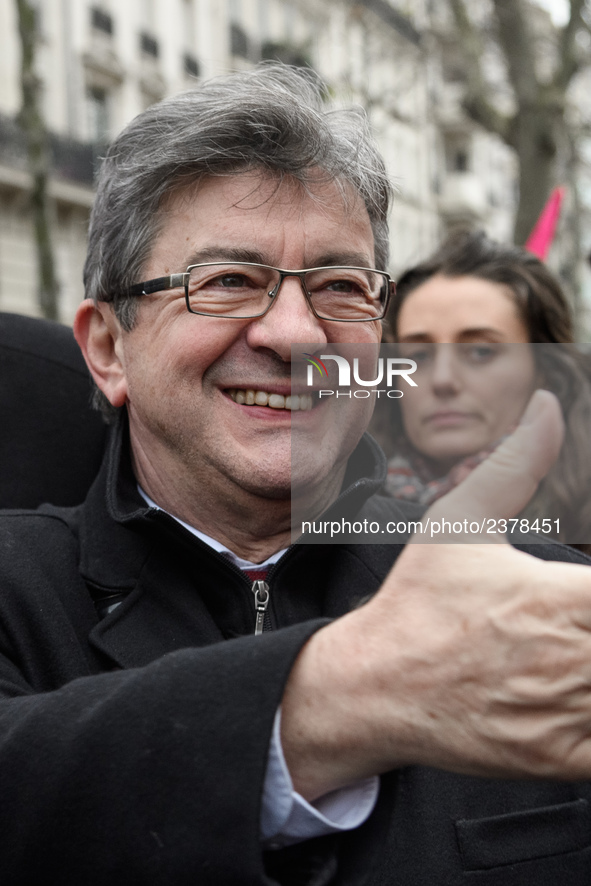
[
  {"x1": 386, "y1": 228, "x2": 574, "y2": 343},
  {"x1": 383, "y1": 228, "x2": 591, "y2": 550}
]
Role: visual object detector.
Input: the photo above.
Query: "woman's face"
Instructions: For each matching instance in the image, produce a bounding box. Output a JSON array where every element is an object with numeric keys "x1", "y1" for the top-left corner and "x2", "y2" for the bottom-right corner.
[{"x1": 396, "y1": 274, "x2": 538, "y2": 471}]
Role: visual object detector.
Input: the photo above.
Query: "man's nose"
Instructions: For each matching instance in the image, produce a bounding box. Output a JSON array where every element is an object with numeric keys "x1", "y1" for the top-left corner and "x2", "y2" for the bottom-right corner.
[{"x1": 245, "y1": 275, "x2": 328, "y2": 360}]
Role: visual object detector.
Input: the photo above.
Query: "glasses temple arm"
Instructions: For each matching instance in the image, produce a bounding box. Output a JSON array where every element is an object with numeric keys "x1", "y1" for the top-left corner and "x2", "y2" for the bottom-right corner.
[{"x1": 124, "y1": 273, "x2": 189, "y2": 298}]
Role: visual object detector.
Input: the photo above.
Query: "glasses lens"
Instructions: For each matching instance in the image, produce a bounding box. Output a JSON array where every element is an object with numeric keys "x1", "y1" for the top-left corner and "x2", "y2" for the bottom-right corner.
[
  {"x1": 187, "y1": 263, "x2": 278, "y2": 317},
  {"x1": 304, "y1": 268, "x2": 387, "y2": 320}
]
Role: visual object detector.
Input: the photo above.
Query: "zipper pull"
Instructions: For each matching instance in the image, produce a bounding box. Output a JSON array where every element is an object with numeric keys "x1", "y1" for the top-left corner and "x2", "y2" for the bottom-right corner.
[{"x1": 251, "y1": 580, "x2": 270, "y2": 635}]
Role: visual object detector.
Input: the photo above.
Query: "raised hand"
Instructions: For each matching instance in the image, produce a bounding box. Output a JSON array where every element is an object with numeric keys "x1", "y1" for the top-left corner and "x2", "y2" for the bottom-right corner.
[{"x1": 282, "y1": 390, "x2": 591, "y2": 800}]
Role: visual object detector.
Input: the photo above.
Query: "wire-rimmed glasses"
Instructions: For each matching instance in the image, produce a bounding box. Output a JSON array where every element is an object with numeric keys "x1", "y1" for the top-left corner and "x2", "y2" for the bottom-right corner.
[{"x1": 122, "y1": 261, "x2": 394, "y2": 322}]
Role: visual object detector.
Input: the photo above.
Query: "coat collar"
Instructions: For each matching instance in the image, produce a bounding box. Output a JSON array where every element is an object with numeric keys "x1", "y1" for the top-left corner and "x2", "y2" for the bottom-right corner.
[
  {"x1": 76, "y1": 413, "x2": 389, "y2": 668},
  {"x1": 78, "y1": 412, "x2": 388, "y2": 593}
]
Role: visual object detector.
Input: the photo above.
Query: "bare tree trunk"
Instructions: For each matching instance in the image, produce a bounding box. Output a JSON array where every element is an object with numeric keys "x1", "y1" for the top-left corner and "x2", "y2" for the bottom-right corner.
[
  {"x1": 448, "y1": 0, "x2": 587, "y2": 247},
  {"x1": 16, "y1": 0, "x2": 60, "y2": 321},
  {"x1": 561, "y1": 127, "x2": 583, "y2": 326},
  {"x1": 512, "y1": 105, "x2": 558, "y2": 245}
]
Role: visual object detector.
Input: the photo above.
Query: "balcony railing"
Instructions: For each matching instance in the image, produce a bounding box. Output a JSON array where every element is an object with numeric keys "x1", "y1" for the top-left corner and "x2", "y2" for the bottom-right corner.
[{"x1": 0, "y1": 114, "x2": 97, "y2": 189}]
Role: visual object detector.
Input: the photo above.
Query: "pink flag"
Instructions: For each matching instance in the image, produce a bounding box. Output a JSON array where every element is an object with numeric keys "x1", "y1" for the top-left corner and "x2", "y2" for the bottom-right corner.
[{"x1": 525, "y1": 186, "x2": 565, "y2": 260}]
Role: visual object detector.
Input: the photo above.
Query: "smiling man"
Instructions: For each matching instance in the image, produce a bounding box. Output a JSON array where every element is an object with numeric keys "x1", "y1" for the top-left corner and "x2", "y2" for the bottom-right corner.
[
  {"x1": 3, "y1": 66, "x2": 591, "y2": 885},
  {"x1": 77, "y1": 171, "x2": 381, "y2": 559}
]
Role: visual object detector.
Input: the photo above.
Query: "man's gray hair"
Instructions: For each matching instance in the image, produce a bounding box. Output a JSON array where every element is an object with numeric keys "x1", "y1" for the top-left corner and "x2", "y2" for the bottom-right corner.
[{"x1": 84, "y1": 63, "x2": 393, "y2": 330}]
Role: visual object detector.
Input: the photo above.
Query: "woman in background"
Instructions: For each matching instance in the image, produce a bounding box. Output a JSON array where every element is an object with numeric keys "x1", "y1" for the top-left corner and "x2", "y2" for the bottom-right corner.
[{"x1": 383, "y1": 228, "x2": 591, "y2": 549}]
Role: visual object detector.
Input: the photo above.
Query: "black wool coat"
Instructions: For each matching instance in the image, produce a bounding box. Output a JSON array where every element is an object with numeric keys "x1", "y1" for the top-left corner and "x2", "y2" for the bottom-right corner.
[
  {"x1": 0, "y1": 418, "x2": 590, "y2": 885},
  {"x1": 0, "y1": 311, "x2": 107, "y2": 508}
]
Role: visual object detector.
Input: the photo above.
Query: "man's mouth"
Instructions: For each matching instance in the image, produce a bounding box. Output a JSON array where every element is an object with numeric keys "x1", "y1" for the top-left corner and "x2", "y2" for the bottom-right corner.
[{"x1": 226, "y1": 388, "x2": 313, "y2": 411}]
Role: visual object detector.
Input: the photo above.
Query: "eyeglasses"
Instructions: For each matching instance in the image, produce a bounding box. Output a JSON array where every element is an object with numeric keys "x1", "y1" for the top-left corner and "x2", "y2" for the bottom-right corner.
[{"x1": 122, "y1": 261, "x2": 394, "y2": 322}]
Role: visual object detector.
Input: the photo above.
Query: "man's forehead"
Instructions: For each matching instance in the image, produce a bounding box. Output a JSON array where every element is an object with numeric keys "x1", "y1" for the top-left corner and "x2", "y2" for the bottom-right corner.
[
  {"x1": 159, "y1": 172, "x2": 371, "y2": 236},
  {"x1": 163, "y1": 169, "x2": 363, "y2": 209},
  {"x1": 143, "y1": 171, "x2": 375, "y2": 277}
]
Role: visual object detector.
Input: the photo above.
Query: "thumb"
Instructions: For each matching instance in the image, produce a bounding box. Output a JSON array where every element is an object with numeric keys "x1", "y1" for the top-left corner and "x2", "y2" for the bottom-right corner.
[{"x1": 417, "y1": 389, "x2": 564, "y2": 542}]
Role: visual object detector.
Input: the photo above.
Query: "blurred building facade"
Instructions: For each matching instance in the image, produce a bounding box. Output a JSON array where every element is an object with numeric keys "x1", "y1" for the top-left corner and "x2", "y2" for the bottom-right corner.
[{"x1": 0, "y1": 0, "x2": 517, "y2": 322}]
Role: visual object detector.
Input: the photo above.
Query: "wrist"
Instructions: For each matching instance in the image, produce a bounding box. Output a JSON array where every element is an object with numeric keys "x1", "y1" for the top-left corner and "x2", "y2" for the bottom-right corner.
[{"x1": 279, "y1": 607, "x2": 405, "y2": 800}]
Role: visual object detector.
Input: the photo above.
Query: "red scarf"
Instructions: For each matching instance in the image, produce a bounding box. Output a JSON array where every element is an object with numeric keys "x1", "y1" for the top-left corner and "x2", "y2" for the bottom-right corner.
[{"x1": 385, "y1": 437, "x2": 506, "y2": 506}]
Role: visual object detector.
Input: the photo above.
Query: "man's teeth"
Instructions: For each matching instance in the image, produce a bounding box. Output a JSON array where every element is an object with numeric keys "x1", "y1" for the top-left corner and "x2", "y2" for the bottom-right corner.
[{"x1": 227, "y1": 389, "x2": 313, "y2": 410}]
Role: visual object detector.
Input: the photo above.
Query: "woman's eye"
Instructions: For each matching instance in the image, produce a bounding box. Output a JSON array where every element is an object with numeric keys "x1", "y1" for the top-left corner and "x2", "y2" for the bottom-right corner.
[
  {"x1": 400, "y1": 346, "x2": 432, "y2": 364},
  {"x1": 468, "y1": 345, "x2": 498, "y2": 362}
]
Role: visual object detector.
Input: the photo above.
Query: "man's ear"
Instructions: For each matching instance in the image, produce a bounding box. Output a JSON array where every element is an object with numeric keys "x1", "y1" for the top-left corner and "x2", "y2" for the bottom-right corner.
[{"x1": 74, "y1": 300, "x2": 128, "y2": 409}]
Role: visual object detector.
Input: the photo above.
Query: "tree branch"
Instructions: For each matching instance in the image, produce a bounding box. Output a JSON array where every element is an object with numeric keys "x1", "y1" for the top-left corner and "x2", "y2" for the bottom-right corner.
[
  {"x1": 16, "y1": 0, "x2": 60, "y2": 321},
  {"x1": 448, "y1": 0, "x2": 512, "y2": 141},
  {"x1": 490, "y1": 0, "x2": 538, "y2": 103},
  {"x1": 555, "y1": 0, "x2": 587, "y2": 90}
]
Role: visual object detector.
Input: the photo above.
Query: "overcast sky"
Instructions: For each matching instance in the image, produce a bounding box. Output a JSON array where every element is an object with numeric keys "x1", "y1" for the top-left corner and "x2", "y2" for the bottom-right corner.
[{"x1": 533, "y1": 0, "x2": 570, "y2": 25}]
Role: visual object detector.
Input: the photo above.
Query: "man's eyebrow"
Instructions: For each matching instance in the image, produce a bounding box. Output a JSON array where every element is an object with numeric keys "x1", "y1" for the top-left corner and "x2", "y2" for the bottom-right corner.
[
  {"x1": 180, "y1": 248, "x2": 375, "y2": 270},
  {"x1": 311, "y1": 252, "x2": 374, "y2": 269},
  {"x1": 184, "y1": 247, "x2": 265, "y2": 267}
]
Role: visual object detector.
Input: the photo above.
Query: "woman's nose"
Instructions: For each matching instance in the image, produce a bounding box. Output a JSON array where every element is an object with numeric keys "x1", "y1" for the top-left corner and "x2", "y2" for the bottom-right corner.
[{"x1": 430, "y1": 344, "x2": 461, "y2": 394}]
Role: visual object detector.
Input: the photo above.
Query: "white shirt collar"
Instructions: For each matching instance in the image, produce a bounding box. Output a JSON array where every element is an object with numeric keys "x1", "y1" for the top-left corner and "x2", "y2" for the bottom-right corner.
[{"x1": 138, "y1": 486, "x2": 287, "y2": 570}]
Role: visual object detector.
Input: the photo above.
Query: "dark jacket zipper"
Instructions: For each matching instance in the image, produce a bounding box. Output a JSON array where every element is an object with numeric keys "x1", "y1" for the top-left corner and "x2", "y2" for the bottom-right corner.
[{"x1": 251, "y1": 580, "x2": 270, "y2": 635}]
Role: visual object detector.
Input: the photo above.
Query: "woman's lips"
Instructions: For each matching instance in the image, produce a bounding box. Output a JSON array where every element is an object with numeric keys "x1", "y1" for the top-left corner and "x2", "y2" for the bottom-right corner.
[{"x1": 425, "y1": 411, "x2": 476, "y2": 427}]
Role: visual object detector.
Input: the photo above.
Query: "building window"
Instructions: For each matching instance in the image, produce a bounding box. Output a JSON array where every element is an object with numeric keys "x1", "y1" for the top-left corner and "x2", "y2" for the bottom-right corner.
[
  {"x1": 183, "y1": 53, "x2": 200, "y2": 77},
  {"x1": 87, "y1": 86, "x2": 110, "y2": 143},
  {"x1": 454, "y1": 149, "x2": 469, "y2": 172},
  {"x1": 441, "y1": 44, "x2": 467, "y2": 84},
  {"x1": 261, "y1": 41, "x2": 310, "y2": 68},
  {"x1": 91, "y1": 7, "x2": 113, "y2": 36},
  {"x1": 230, "y1": 22, "x2": 249, "y2": 58},
  {"x1": 140, "y1": 32, "x2": 159, "y2": 58},
  {"x1": 444, "y1": 134, "x2": 471, "y2": 174}
]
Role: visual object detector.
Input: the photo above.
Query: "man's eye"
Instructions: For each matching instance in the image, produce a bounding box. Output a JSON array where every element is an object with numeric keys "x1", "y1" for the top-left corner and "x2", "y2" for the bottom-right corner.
[
  {"x1": 324, "y1": 279, "x2": 365, "y2": 295},
  {"x1": 214, "y1": 274, "x2": 255, "y2": 288}
]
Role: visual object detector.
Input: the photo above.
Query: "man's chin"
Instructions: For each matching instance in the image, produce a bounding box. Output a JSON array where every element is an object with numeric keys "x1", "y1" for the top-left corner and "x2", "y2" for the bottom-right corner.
[
  {"x1": 229, "y1": 463, "x2": 339, "y2": 503},
  {"x1": 228, "y1": 469, "x2": 293, "y2": 502}
]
